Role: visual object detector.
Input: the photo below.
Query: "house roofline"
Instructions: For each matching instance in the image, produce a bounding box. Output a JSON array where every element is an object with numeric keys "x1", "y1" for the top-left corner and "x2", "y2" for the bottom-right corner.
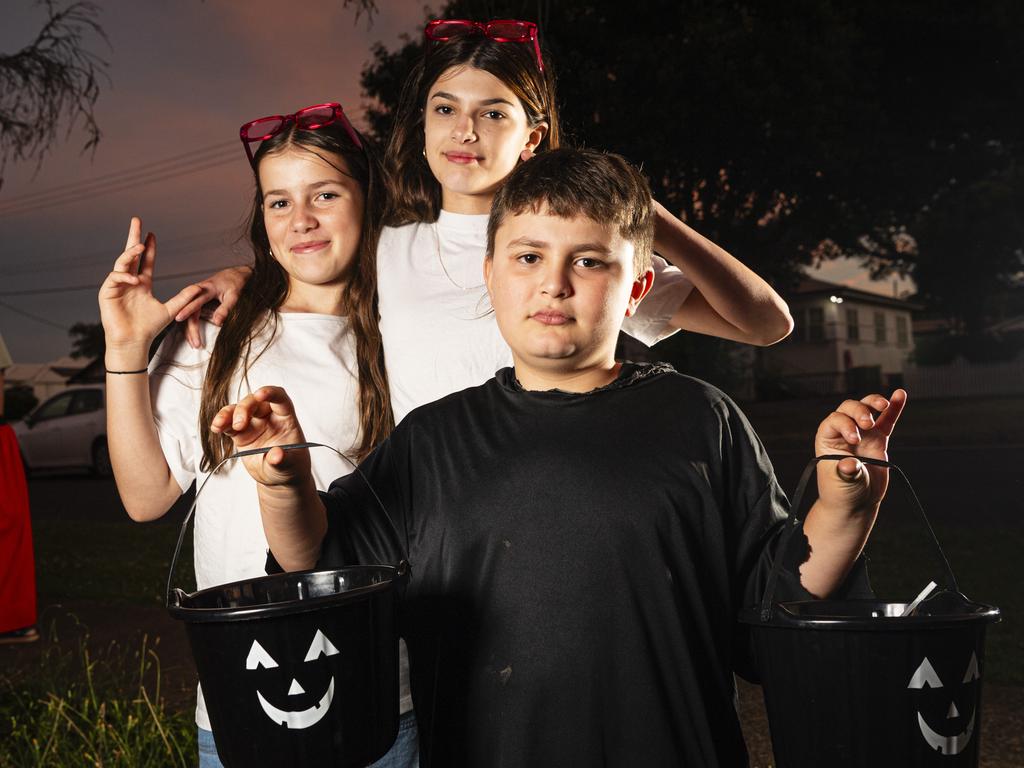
[{"x1": 788, "y1": 277, "x2": 924, "y2": 311}]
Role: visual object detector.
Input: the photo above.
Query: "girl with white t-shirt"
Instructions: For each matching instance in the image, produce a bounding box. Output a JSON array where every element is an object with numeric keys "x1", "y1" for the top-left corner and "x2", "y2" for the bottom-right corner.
[
  {"x1": 98, "y1": 110, "x2": 396, "y2": 768},
  {"x1": 374, "y1": 20, "x2": 794, "y2": 421}
]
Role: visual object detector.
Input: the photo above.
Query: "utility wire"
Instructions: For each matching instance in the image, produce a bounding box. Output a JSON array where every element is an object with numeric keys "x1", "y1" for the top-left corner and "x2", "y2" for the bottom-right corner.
[
  {"x1": 0, "y1": 106, "x2": 376, "y2": 219},
  {"x1": 0, "y1": 153, "x2": 241, "y2": 218},
  {"x1": 0, "y1": 140, "x2": 238, "y2": 210},
  {"x1": 0, "y1": 145, "x2": 237, "y2": 215},
  {"x1": 0, "y1": 266, "x2": 242, "y2": 297},
  {"x1": 0, "y1": 227, "x2": 242, "y2": 276},
  {"x1": 0, "y1": 299, "x2": 72, "y2": 331}
]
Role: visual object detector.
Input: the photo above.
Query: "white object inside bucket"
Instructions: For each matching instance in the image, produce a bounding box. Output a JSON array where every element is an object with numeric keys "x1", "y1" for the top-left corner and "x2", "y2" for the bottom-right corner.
[{"x1": 900, "y1": 581, "x2": 939, "y2": 617}]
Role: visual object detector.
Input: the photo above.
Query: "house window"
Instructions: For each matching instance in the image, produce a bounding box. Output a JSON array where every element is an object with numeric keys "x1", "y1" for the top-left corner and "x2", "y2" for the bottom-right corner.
[
  {"x1": 807, "y1": 307, "x2": 824, "y2": 342},
  {"x1": 874, "y1": 311, "x2": 887, "y2": 345},
  {"x1": 896, "y1": 315, "x2": 909, "y2": 347},
  {"x1": 846, "y1": 309, "x2": 860, "y2": 342}
]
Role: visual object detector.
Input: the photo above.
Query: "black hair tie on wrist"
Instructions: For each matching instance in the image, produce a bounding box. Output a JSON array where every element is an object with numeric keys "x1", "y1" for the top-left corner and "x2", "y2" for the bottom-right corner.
[{"x1": 105, "y1": 368, "x2": 148, "y2": 375}]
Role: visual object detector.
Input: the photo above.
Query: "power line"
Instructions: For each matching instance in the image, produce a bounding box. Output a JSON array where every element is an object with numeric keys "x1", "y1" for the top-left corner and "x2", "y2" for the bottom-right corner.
[
  {"x1": 0, "y1": 227, "x2": 243, "y2": 276},
  {"x1": 0, "y1": 108, "x2": 380, "y2": 219},
  {"x1": 0, "y1": 107, "x2": 377, "y2": 219},
  {"x1": 0, "y1": 144, "x2": 238, "y2": 216},
  {"x1": 0, "y1": 266, "x2": 242, "y2": 297},
  {"x1": 0, "y1": 140, "x2": 239, "y2": 210},
  {"x1": 0, "y1": 299, "x2": 72, "y2": 331},
  {"x1": 0, "y1": 152, "x2": 241, "y2": 218}
]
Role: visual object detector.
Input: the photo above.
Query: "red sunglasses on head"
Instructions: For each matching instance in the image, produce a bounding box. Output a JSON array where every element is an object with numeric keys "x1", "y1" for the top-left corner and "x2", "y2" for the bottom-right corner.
[
  {"x1": 424, "y1": 19, "x2": 544, "y2": 73},
  {"x1": 238, "y1": 102, "x2": 362, "y2": 168}
]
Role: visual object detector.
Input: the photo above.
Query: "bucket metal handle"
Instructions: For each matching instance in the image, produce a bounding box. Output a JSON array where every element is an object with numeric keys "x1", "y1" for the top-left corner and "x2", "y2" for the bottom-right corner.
[
  {"x1": 165, "y1": 441, "x2": 410, "y2": 608},
  {"x1": 757, "y1": 454, "x2": 959, "y2": 623}
]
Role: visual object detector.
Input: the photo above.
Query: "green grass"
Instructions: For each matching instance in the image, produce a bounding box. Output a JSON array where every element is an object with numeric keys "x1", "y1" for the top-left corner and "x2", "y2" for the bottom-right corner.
[
  {"x1": 0, "y1": 633, "x2": 195, "y2": 767},
  {"x1": 33, "y1": 519, "x2": 190, "y2": 604}
]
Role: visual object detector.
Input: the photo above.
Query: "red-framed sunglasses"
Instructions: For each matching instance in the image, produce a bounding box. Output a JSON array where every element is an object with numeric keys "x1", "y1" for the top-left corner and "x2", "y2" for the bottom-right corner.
[
  {"x1": 238, "y1": 102, "x2": 362, "y2": 168},
  {"x1": 424, "y1": 19, "x2": 544, "y2": 73}
]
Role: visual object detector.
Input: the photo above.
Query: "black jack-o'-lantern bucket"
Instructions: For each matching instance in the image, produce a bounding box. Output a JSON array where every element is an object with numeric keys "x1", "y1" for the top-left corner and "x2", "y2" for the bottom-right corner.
[
  {"x1": 740, "y1": 455, "x2": 1000, "y2": 767},
  {"x1": 166, "y1": 443, "x2": 409, "y2": 768}
]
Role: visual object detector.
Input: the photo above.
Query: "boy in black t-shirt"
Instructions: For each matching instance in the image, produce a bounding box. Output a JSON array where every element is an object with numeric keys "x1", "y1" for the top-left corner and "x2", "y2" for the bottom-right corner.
[{"x1": 212, "y1": 149, "x2": 907, "y2": 767}]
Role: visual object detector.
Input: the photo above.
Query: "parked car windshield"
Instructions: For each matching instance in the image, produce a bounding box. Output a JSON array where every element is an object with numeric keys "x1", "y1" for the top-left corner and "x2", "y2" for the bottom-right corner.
[
  {"x1": 32, "y1": 392, "x2": 75, "y2": 422},
  {"x1": 70, "y1": 389, "x2": 103, "y2": 414}
]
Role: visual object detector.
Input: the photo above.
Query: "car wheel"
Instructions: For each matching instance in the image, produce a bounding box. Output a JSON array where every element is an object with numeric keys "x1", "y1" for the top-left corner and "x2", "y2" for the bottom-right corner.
[{"x1": 91, "y1": 439, "x2": 112, "y2": 477}]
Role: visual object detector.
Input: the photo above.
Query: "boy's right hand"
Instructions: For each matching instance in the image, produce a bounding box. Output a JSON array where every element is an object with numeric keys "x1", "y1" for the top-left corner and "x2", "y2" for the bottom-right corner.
[
  {"x1": 99, "y1": 217, "x2": 204, "y2": 364},
  {"x1": 210, "y1": 386, "x2": 311, "y2": 487}
]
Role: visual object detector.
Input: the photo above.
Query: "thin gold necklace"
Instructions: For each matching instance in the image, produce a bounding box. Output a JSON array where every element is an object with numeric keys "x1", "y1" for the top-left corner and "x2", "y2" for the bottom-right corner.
[{"x1": 432, "y1": 222, "x2": 485, "y2": 292}]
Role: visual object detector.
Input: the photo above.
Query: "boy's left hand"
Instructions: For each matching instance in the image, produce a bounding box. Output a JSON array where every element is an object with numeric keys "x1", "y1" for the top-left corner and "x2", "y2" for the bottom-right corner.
[{"x1": 815, "y1": 389, "x2": 908, "y2": 513}]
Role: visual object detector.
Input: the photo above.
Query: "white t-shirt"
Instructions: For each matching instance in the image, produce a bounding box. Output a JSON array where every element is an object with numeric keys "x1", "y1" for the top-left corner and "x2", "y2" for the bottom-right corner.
[
  {"x1": 378, "y1": 210, "x2": 694, "y2": 422},
  {"x1": 149, "y1": 312, "x2": 362, "y2": 730}
]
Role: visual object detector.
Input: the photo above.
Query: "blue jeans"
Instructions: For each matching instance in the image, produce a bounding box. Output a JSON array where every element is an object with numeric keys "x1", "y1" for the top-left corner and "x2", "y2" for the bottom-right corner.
[
  {"x1": 369, "y1": 710, "x2": 420, "y2": 768},
  {"x1": 197, "y1": 711, "x2": 418, "y2": 768},
  {"x1": 197, "y1": 727, "x2": 224, "y2": 768}
]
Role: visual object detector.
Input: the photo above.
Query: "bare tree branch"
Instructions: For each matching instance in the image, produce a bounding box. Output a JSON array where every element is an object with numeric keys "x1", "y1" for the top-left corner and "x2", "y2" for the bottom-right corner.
[
  {"x1": 340, "y1": 0, "x2": 379, "y2": 24},
  {"x1": 0, "y1": 0, "x2": 110, "y2": 186}
]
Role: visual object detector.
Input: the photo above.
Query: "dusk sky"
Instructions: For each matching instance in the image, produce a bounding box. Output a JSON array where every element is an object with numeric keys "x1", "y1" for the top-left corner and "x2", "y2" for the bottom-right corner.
[
  {"x1": 0, "y1": 0, "x2": 425, "y2": 361},
  {"x1": 0, "y1": 0, "x2": 912, "y2": 363}
]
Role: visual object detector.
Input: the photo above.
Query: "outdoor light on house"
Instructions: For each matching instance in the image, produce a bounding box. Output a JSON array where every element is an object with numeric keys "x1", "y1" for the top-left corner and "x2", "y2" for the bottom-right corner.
[{"x1": 830, "y1": 295, "x2": 844, "y2": 304}]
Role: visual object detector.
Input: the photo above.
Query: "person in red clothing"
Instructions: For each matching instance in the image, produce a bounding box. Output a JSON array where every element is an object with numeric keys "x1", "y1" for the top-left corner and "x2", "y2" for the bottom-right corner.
[{"x1": 0, "y1": 331, "x2": 38, "y2": 644}]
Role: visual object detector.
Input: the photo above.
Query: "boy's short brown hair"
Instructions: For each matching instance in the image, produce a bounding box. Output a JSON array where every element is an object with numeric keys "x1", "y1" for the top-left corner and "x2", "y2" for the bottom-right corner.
[{"x1": 486, "y1": 148, "x2": 654, "y2": 275}]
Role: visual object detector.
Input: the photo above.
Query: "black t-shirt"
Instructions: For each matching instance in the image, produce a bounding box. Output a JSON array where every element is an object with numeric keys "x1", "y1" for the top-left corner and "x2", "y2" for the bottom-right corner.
[{"x1": 317, "y1": 363, "x2": 813, "y2": 767}]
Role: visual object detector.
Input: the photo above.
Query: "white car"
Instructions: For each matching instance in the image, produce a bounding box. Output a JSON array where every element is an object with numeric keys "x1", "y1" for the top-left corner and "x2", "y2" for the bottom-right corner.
[{"x1": 12, "y1": 385, "x2": 109, "y2": 475}]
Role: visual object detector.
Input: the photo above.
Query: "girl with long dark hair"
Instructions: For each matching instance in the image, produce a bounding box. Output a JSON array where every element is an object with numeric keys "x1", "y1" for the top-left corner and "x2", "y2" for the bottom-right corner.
[{"x1": 98, "y1": 107, "x2": 396, "y2": 767}]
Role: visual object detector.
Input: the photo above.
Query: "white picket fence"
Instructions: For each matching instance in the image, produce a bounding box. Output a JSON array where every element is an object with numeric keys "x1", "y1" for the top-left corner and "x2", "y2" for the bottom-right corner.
[{"x1": 903, "y1": 358, "x2": 1024, "y2": 398}]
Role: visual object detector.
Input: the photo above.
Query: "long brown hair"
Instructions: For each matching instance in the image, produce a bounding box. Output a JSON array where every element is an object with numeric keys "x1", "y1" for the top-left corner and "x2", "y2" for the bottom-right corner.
[
  {"x1": 384, "y1": 32, "x2": 561, "y2": 226},
  {"x1": 198, "y1": 124, "x2": 393, "y2": 469}
]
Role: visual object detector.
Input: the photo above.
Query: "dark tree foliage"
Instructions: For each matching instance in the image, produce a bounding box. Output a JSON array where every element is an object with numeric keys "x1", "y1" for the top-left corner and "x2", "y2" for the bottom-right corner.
[
  {"x1": 361, "y1": 0, "x2": 1024, "y2": 297},
  {"x1": 2, "y1": 384, "x2": 38, "y2": 421},
  {"x1": 342, "y1": 0, "x2": 380, "y2": 23},
  {"x1": 68, "y1": 320, "x2": 103, "y2": 359},
  {"x1": 904, "y1": 163, "x2": 1024, "y2": 334},
  {"x1": 0, "y1": 1, "x2": 110, "y2": 187}
]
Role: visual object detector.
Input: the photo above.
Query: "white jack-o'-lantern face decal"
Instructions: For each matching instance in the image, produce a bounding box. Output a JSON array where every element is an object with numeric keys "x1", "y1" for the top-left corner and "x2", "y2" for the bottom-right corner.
[
  {"x1": 907, "y1": 651, "x2": 981, "y2": 755},
  {"x1": 246, "y1": 629, "x2": 340, "y2": 729}
]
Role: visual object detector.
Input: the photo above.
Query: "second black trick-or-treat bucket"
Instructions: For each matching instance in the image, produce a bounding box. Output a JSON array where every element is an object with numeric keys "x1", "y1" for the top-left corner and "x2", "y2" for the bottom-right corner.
[
  {"x1": 740, "y1": 455, "x2": 1000, "y2": 768},
  {"x1": 166, "y1": 442, "x2": 409, "y2": 768}
]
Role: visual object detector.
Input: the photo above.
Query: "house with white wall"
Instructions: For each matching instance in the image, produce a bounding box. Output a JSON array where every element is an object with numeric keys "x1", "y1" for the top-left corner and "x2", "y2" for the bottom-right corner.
[
  {"x1": 3, "y1": 356, "x2": 90, "y2": 403},
  {"x1": 761, "y1": 277, "x2": 919, "y2": 395}
]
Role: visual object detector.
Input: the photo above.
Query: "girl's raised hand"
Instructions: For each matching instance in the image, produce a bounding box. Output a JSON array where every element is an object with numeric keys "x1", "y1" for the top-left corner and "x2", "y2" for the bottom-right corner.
[
  {"x1": 210, "y1": 386, "x2": 311, "y2": 487},
  {"x1": 99, "y1": 218, "x2": 204, "y2": 356}
]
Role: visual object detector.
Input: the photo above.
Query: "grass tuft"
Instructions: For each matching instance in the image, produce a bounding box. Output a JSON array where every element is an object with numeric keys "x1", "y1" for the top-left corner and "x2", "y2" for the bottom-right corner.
[{"x1": 0, "y1": 627, "x2": 195, "y2": 768}]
